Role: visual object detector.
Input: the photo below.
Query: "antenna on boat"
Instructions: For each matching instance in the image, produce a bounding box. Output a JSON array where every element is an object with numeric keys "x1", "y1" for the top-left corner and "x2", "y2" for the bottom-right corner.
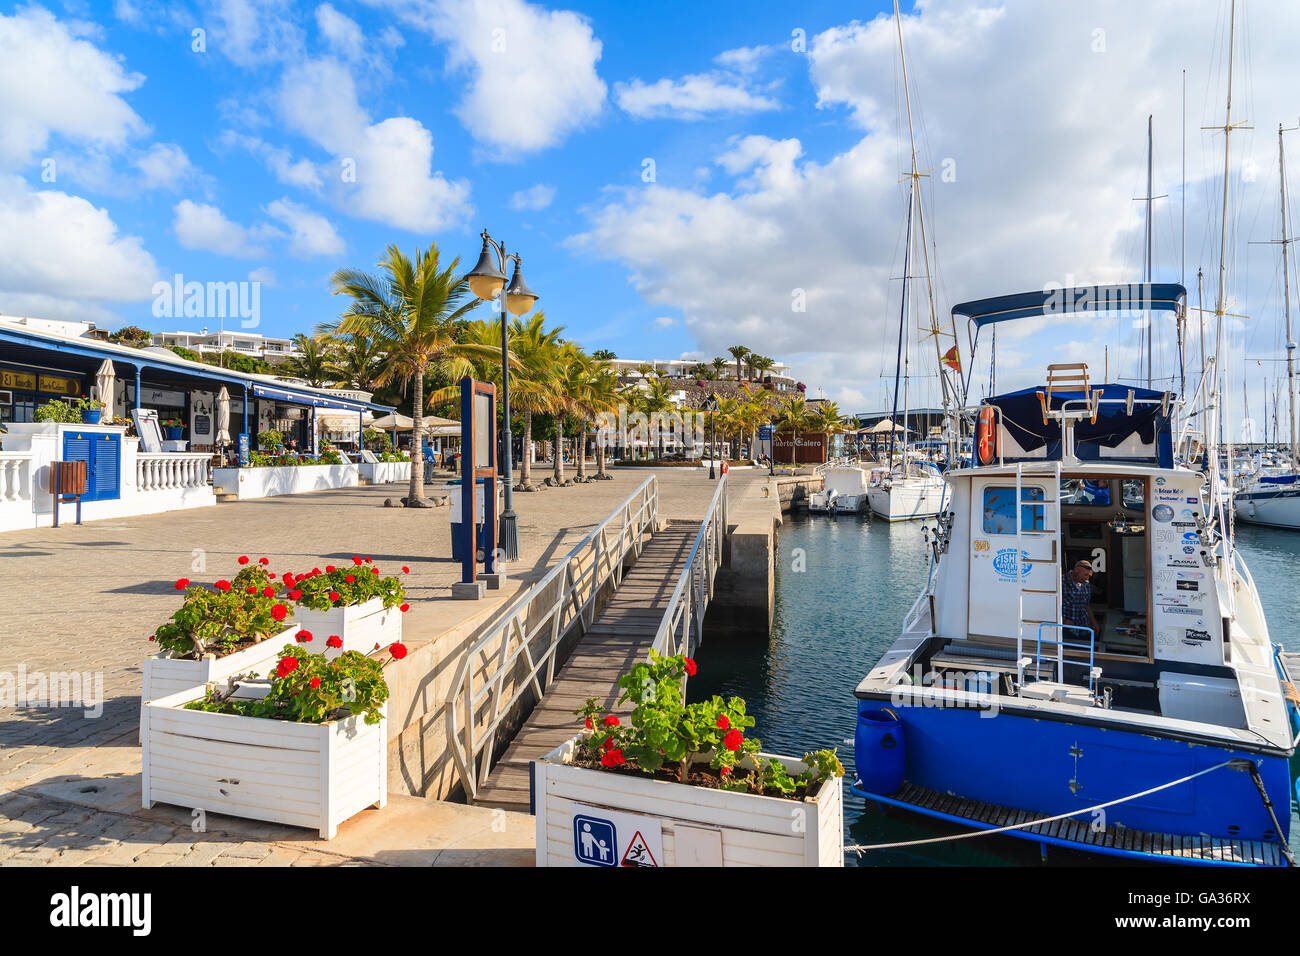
[{"x1": 1134, "y1": 115, "x2": 1167, "y2": 389}]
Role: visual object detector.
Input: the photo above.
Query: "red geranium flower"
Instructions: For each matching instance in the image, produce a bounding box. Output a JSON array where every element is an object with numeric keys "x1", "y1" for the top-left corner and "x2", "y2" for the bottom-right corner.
[
  {"x1": 288, "y1": 589, "x2": 302, "y2": 601},
  {"x1": 312, "y1": 567, "x2": 321, "y2": 575},
  {"x1": 603, "y1": 715, "x2": 620, "y2": 727},
  {"x1": 271, "y1": 603, "x2": 288, "y2": 622},
  {"x1": 326, "y1": 565, "x2": 336, "y2": 573},
  {"x1": 585, "y1": 718, "x2": 593, "y2": 729},
  {"x1": 237, "y1": 555, "x2": 249, "y2": 565},
  {"x1": 683, "y1": 657, "x2": 697, "y2": 676},
  {"x1": 148, "y1": 635, "x2": 155, "y2": 642},
  {"x1": 326, "y1": 635, "x2": 342, "y2": 649},
  {"x1": 352, "y1": 555, "x2": 363, "y2": 566},
  {"x1": 345, "y1": 574, "x2": 355, "y2": 583},
  {"x1": 720, "y1": 766, "x2": 731, "y2": 777},
  {"x1": 399, "y1": 603, "x2": 410, "y2": 613},
  {"x1": 259, "y1": 557, "x2": 269, "y2": 565},
  {"x1": 262, "y1": 587, "x2": 274, "y2": 598},
  {"x1": 600, "y1": 749, "x2": 625, "y2": 768},
  {"x1": 276, "y1": 656, "x2": 299, "y2": 677},
  {"x1": 370, "y1": 567, "x2": 378, "y2": 575},
  {"x1": 402, "y1": 566, "x2": 410, "y2": 574},
  {"x1": 282, "y1": 573, "x2": 295, "y2": 587},
  {"x1": 214, "y1": 580, "x2": 231, "y2": 592},
  {"x1": 723, "y1": 729, "x2": 743, "y2": 752},
  {"x1": 389, "y1": 642, "x2": 408, "y2": 660},
  {"x1": 601, "y1": 736, "x2": 613, "y2": 750},
  {"x1": 297, "y1": 630, "x2": 313, "y2": 643},
  {"x1": 716, "y1": 714, "x2": 729, "y2": 730},
  {"x1": 268, "y1": 573, "x2": 276, "y2": 579},
  {"x1": 328, "y1": 591, "x2": 340, "y2": 602},
  {"x1": 246, "y1": 586, "x2": 257, "y2": 594},
  {"x1": 364, "y1": 556, "x2": 372, "y2": 564},
  {"x1": 174, "y1": 578, "x2": 190, "y2": 590},
  {"x1": 310, "y1": 677, "x2": 321, "y2": 689}
]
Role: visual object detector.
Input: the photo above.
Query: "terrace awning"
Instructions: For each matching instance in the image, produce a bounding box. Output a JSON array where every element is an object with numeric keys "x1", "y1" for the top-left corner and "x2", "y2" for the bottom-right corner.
[{"x1": 953, "y1": 283, "x2": 1187, "y2": 328}]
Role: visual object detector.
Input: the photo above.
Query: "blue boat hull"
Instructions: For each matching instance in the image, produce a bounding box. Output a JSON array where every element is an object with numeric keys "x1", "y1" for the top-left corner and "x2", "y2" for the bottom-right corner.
[{"x1": 854, "y1": 699, "x2": 1291, "y2": 845}]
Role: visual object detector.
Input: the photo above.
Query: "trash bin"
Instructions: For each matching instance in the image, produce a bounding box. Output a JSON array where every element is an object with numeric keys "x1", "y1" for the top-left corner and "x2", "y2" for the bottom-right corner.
[{"x1": 854, "y1": 704, "x2": 905, "y2": 796}]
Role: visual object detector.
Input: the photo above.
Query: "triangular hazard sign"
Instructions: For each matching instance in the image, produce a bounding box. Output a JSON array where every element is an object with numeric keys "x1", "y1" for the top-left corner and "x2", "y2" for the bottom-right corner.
[{"x1": 620, "y1": 830, "x2": 659, "y2": 867}]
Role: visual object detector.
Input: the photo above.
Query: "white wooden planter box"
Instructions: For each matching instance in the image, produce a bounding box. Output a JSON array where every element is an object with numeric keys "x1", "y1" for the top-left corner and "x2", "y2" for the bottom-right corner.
[
  {"x1": 212, "y1": 463, "x2": 359, "y2": 499},
  {"x1": 141, "y1": 625, "x2": 301, "y2": 705},
  {"x1": 142, "y1": 686, "x2": 387, "y2": 839},
  {"x1": 534, "y1": 736, "x2": 843, "y2": 867},
  {"x1": 358, "y1": 461, "x2": 411, "y2": 484},
  {"x1": 294, "y1": 597, "x2": 402, "y2": 653}
]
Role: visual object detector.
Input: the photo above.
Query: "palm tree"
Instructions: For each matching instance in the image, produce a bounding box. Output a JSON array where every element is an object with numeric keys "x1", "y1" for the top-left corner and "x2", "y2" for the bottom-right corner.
[
  {"x1": 550, "y1": 343, "x2": 589, "y2": 485},
  {"x1": 329, "y1": 242, "x2": 490, "y2": 506},
  {"x1": 327, "y1": 331, "x2": 383, "y2": 391},
  {"x1": 774, "y1": 396, "x2": 814, "y2": 465},
  {"x1": 588, "y1": 365, "x2": 620, "y2": 479},
  {"x1": 281, "y1": 333, "x2": 341, "y2": 388},
  {"x1": 640, "y1": 378, "x2": 676, "y2": 459},
  {"x1": 711, "y1": 357, "x2": 729, "y2": 378},
  {"x1": 749, "y1": 354, "x2": 775, "y2": 383},
  {"x1": 728, "y1": 345, "x2": 750, "y2": 382},
  {"x1": 506, "y1": 312, "x2": 565, "y2": 490}
]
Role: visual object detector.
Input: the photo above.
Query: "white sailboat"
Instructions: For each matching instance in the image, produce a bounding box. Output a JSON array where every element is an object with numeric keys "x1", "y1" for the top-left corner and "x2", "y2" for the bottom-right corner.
[{"x1": 1235, "y1": 122, "x2": 1300, "y2": 528}]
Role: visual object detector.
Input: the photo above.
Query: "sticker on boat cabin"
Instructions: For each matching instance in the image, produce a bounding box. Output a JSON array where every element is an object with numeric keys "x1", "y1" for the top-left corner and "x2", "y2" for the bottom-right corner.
[{"x1": 571, "y1": 805, "x2": 663, "y2": 868}]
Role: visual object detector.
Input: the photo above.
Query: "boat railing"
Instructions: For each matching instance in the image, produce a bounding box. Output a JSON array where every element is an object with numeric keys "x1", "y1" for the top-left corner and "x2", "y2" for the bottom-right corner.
[
  {"x1": 443, "y1": 475, "x2": 659, "y2": 802},
  {"x1": 650, "y1": 472, "x2": 728, "y2": 659},
  {"x1": 1017, "y1": 622, "x2": 1098, "y2": 693}
]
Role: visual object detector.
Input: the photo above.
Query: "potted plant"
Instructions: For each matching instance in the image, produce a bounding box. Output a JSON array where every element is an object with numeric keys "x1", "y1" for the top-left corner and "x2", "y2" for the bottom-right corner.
[
  {"x1": 534, "y1": 653, "x2": 845, "y2": 867},
  {"x1": 287, "y1": 556, "x2": 408, "y2": 651},
  {"x1": 77, "y1": 397, "x2": 106, "y2": 424},
  {"x1": 33, "y1": 399, "x2": 81, "y2": 424},
  {"x1": 142, "y1": 642, "x2": 404, "y2": 838},
  {"x1": 160, "y1": 417, "x2": 184, "y2": 440},
  {"x1": 141, "y1": 558, "x2": 302, "y2": 708}
]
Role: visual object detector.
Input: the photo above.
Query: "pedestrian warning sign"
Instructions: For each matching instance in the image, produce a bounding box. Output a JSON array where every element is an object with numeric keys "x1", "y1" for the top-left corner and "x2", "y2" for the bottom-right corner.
[
  {"x1": 571, "y1": 804, "x2": 663, "y2": 868},
  {"x1": 620, "y1": 830, "x2": 658, "y2": 867}
]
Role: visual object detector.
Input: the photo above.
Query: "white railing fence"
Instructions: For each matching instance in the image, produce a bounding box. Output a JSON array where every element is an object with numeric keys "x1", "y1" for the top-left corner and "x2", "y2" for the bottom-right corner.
[
  {"x1": 446, "y1": 476, "x2": 660, "y2": 802},
  {"x1": 650, "y1": 473, "x2": 729, "y2": 660},
  {"x1": 136, "y1": 453, "x2": 211, "y2": 493},
  {"x1": 0, "y1": 452, "x2": 32, "y2": 503}
]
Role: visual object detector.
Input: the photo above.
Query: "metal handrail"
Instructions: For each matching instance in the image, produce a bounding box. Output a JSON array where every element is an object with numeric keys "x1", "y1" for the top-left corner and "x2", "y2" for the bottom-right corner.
[
  {"x1": 1017, "y1": 622, "x2": 1097, "y2": 693},
  {"x1": 651, "y1": 473, "x2": 729, "y2": 659},
  {"x1": 444, "y1": 475, "x2": 659, "y2": 801}
]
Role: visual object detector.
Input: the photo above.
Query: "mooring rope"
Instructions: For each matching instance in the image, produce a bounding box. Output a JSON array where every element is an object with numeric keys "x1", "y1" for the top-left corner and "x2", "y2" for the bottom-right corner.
[{"x1": 844, "y1": 758, "x2": 1287, "y2": 861}]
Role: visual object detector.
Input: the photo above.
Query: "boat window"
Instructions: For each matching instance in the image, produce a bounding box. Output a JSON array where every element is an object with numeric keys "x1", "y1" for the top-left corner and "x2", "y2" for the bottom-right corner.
[
  {"x1": 1060, "y1": 477, "x2": 1112, "y2": 506},
  {"x1": 1122, "y1": 478, "x2": 1144, "y2": 510},
  {"x1": 982, "y1": 486, "x2": 1045, "y2": 535}
]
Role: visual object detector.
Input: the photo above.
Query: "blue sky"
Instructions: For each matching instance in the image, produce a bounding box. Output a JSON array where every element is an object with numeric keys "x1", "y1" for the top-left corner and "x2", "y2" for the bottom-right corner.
[{"x1": 3, "y1": 0, "x2": 1300, "y2": 430}]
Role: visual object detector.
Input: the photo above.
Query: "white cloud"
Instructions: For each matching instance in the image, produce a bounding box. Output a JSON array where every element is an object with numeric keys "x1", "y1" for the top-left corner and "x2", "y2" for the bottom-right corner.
[
  {"x1": 220, "y1": 131, "x2": 323, "y2": 190},
  {"x1": 173, "y1": 199, "x2": 267, "y2": 258},
  {"x1": 276, "y1": 56, "x2": 471, "y2": 231},
  {"x1": 249, "y1": 266, "x2": 277, "y2": 286},
  {"x1": 0, "y1": 175, "x2": 158, "y2": 311},
  {"x1": 652, "y1": 316, "x2": 676, "y2": 329},
  {"x1": 209, "y1": 0, "x2": 304, "y2": 66},
  {"x1": 509, "y1": 184, "x2": 556, "y2": 211},
  {"x1": 714, "y1": 45, "x2": 773, "y2": 74},
  {"x1": 0, "y1": 7, "x2": 147, "y2": 168},
  {"x1": 265, "y1": 197, "x2": 344, "y2": 257},
  {"x1": 382, "y1": 0, "x2": 606, "y2": 155},
  {"x1": 316, "y1": 2, "x2": 364, "y2": 59},
  {"x1": 615, "y1": 74, "x2": 778, "y2": 120},
  {"x1": 134, "y1": 143, "x2": 196, "y2": 191},
  {"x1": 574, "y1": 0, "x2": 1300, "y2": 411}
]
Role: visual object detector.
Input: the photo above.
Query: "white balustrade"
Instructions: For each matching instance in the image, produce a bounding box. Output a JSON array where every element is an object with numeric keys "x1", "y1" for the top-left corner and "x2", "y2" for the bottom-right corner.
[
  {"x1": 136, "y1": 453, "x2": 211, "y2": 493},
  {"x1": 0, "y1": 453, "x2": 33, "y2": 503}
]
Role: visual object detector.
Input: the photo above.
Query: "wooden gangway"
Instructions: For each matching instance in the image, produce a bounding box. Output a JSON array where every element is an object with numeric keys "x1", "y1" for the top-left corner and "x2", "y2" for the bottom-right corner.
[{"x1": 445, "y1": 475, "x2": 729, "y2": 811}]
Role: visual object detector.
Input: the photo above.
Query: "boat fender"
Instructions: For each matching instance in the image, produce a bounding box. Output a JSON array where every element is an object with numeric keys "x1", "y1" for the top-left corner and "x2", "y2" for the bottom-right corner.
[{"x1": 976, "y1": 406, "x2": 999, "y2": 466}]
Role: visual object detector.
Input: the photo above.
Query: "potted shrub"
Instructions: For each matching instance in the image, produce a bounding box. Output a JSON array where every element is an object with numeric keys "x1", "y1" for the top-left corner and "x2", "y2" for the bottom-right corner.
[
  {"x1": 142, "y1": 642, "x2": 403, "y2": 838},
  {"x1": 33, "y1": 399, "x2": 81, "y2": 424},
  {"x1": 287, "y1": 556, "x2": 408, "y2": 651},
  {"x1": 160, "y1": 417, "x2": 184, "y2": 440},
  {"x1": 534, "y1": 653, "x2": 845, "y2": 867},
  {"x1": 140, "y1": 558, "x2": 301, "y2": 708},
  {"x1": 77, "y1": 397, "x2": 106, "y2": 424}
]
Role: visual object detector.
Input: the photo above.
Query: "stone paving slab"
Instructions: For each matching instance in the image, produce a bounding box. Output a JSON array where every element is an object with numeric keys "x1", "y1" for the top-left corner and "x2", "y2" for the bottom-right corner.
[{"x1": 0, "y1": 465, "x2": 742, "y2": 866}]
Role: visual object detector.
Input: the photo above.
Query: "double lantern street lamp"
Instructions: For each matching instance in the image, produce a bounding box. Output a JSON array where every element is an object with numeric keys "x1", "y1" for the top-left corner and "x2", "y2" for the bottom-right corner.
[{"x1": 464, "y1": 229, "x2": 538, "y2": 563}]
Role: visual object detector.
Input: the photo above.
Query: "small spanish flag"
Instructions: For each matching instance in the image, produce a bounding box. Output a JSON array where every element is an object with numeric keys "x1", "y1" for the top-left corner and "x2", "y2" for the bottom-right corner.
[{"x1": 941, "y1": 345, "x2": 961, "y2": 372}]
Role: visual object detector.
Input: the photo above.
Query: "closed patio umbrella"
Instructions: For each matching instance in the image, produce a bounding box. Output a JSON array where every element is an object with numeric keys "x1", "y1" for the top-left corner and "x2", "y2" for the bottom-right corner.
[
  {"x1": 95, "y1": 359, "x2": 115, "y2": 414},
  {"x1": 216, "y1": 386, "x2": 231, "y2": 446}
]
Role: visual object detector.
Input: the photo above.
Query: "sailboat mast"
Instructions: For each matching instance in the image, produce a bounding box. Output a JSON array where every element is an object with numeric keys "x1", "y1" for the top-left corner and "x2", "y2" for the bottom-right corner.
[
  {"x1": 1279, "y1": 123, "x2": 1299, "y2": 466},
  {"x1": 1146, "y1": 114, "x2": 1155, "y2": 389},
  {"x1": 887, "y1": 181, "x2": 915, "y2": 466},
  {"x1": 1212, "y1": 0, "x2": 1240, "y2": 556}
]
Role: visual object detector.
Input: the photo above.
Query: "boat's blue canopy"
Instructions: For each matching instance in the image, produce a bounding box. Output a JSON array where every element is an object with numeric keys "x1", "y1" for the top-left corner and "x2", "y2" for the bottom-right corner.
[
  {"x1": 987, "y1": 383, "x2": 1173, "y2": 466},
  {"x1": 954, "y1": 283, "x2": 1186, "y2": 327}
]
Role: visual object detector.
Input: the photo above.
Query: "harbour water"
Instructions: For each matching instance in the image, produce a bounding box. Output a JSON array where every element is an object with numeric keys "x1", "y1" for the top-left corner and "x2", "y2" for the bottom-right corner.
[{"x1": 690, "y1": 512, "x2": 1300, "y2": 866}]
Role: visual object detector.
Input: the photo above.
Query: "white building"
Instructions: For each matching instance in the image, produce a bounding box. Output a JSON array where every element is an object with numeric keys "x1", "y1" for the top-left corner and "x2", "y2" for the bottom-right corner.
[
  {"x1": 608, "y1": 357, "x2": 795, "y2": 384},
  {"x1": 152, "y1": 329, "x2": 304, "y2": 365}
]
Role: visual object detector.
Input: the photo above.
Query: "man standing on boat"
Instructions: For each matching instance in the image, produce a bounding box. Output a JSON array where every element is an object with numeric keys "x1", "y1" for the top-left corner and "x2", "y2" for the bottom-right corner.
[{"x1": 1062, "y1": 560, "x2": 1099, "y2": 638}]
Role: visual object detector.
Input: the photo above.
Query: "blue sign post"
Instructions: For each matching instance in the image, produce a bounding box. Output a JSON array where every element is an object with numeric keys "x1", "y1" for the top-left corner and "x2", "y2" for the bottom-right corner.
[{"x1": 453, "y1": 378, "x2": 499, "y2": 599}]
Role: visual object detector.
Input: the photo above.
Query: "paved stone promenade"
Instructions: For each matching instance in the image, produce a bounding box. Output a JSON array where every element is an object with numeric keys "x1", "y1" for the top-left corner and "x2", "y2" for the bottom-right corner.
[{"x1": 0, "y1": 464, "x2": 740, "y2": 866}]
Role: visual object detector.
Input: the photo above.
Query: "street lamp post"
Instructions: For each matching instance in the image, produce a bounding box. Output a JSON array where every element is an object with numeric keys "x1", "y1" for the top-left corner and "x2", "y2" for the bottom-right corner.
[
  {"x1": 703, "y1": 394, "x2": 719, "y2": 480},
  {"x1": 465, "y1": 230, "x2": 539, "y2": 562}
]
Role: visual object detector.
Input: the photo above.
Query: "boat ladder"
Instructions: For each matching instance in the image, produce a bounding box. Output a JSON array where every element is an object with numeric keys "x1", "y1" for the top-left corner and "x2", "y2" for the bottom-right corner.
[{"x1": 1014, "y1": 460, "x2": 1064, "y2": 680}]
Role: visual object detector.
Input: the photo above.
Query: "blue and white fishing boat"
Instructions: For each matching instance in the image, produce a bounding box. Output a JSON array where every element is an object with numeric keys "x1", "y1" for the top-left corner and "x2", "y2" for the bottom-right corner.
[{"x1": 852, "y1": 284, "x2": 1300, "y2": 866}]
